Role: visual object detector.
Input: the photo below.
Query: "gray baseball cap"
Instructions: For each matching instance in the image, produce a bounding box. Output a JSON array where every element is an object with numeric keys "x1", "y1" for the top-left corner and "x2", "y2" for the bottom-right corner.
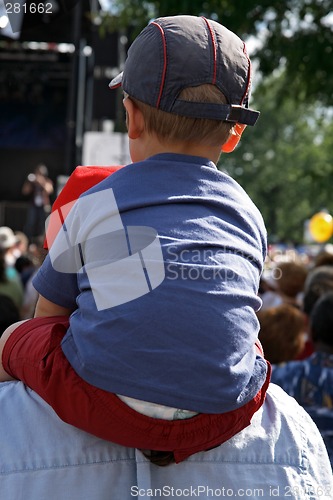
[{"x1": 109, "y1": 15, "x2": 259, "y2": 126}]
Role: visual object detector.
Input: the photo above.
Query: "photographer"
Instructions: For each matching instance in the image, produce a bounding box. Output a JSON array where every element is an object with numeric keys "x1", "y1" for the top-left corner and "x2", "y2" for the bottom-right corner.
[{"x1": 22, "y1": 163, "x2": 54, "y2": 241}]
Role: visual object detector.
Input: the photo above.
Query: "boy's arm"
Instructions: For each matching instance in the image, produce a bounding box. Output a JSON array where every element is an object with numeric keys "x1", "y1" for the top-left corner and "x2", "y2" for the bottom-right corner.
[
  {"x1": 0, "y1": 293, "x2": 73, "y2": 383},
  {"x1": 34, "y1": 295, "x2": 74, "y2": 318},
  {"x1": 1, "y1": 295, "x2": 69, "y2": 382}
]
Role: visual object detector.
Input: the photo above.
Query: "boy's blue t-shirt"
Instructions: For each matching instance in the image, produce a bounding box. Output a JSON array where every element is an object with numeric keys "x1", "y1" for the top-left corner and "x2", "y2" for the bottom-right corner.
[{"x1": 33, "y1": 153, "x2": 268, "y2": 413}]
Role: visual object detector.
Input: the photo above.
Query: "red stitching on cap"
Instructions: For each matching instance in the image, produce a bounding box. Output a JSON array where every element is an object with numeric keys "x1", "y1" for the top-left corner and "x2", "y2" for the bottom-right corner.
[
  {"x1": 240, "y1": 42, "x2": 251, "y2": 105},
  {"x1": 202, "y1": 17, "x2": 217, "y2": 84},
  {"x1": 151, "y1": 22, "x2": 167, "y2": 108}
]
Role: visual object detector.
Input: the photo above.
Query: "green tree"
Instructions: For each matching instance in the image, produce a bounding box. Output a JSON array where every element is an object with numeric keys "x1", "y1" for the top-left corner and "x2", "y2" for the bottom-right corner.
[
  {"x1": 96, "y1": 0, "x2": 333, "y2": 105},
  {"x1": 220, "y1": 72, "x2": 333, "y2": 243}
]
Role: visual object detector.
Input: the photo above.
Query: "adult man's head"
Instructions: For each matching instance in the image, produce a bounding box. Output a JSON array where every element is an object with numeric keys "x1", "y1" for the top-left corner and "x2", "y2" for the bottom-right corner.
[
  {"x1": 310, "y1": 291, "x2": 333, "y2": 351},
  {"x1": 303, "y1": 265, "x2": 333, "y2": 316}
]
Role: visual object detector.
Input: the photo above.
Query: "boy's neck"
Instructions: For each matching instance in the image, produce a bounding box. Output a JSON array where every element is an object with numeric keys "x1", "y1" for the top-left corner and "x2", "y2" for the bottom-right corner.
[{"x1": 141, "y1": 136, "x2": 221, "y2": 165}]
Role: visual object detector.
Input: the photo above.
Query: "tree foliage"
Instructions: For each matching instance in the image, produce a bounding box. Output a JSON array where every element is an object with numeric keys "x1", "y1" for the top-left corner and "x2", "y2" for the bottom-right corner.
[
  {"x1": 96, "y1": 0, "x2": 333, "y2": 106},
  {"x1": 220, "y1": 72, "x2": 333, "y2": 244}
]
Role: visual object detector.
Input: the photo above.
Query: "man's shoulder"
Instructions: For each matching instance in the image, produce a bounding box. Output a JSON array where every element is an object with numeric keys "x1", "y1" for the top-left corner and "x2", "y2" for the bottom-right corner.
[
  {"x1": 162, "y1": 384, "x2": 333, "y2": 494},
  {"x1": 0, "y1": 382, "x2": 316, "y2": 463},
  {"x1": 0, "y1": 382, "x2": 332, "y2": 498},
  {"x1": 0, "y1": 382, "x2": 135, "y2": 471},
  {"x1": 201, "y1": 383, "x2": 321, "y2": 464}
]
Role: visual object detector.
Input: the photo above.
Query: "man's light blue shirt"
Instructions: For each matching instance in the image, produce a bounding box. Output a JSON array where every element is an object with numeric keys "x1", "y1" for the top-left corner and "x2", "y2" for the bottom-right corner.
[{"x1": 1, "y1": 382, "x2": 332, "y2": 500}]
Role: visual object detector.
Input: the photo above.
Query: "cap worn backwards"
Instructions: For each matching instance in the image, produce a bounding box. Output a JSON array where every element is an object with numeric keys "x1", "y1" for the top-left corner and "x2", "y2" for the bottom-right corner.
[{"x1": 109, "y1": 15, "x2": 259, "y2": 126}]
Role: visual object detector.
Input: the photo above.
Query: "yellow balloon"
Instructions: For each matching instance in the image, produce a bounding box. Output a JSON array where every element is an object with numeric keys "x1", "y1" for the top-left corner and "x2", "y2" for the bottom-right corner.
[{"x1": 309, "y1": 212, "x2": 333, "y2": 243}]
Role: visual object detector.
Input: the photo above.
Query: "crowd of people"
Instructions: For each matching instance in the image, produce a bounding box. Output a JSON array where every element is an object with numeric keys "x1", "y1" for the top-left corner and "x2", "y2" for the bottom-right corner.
[
  {"x1": 0, "y1": 226, "x2": 46, "y2": 323},
  {"x1": 258, "y1": 245, "x2": 333, "y2": 465},
  {"x1": 0, "y1": 162, "x2": 52, "y2": 328}
]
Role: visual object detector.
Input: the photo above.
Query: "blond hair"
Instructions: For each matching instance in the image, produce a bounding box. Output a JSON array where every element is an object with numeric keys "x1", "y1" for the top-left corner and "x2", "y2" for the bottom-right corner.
[{"x1": 129, "y1": 84, "x2": 234, "y2": 147}]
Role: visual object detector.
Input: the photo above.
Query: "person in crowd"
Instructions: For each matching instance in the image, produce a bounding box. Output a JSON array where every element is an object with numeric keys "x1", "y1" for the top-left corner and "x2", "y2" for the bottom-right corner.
[
  {"x1": 22, "y1": 163, "x2": 54, "y2": 240},
  {"x1": 14, "y1": 254, "x2": 36, "y2": 288},
  {"x1": 271, "y1": 288, "x2": 333, "y2": 400},
  {"x1": 14, "y1": 238, "x2": 47, "y2": 320},
  {"x1": 261, "y1": 261, "x2": 308, "y2": 310},
  {"x1": 0, "y1": 294, "x2": 20, "y2": 335},
  {"x1": 257, "y1": 304, "x2": 306, "y2": 364},
  {"x1": 271, "y1": 291, "x2": 333, "y2": 467},
  {"x1": 0, "y1": 15, "x2": 270, "y2": 465},
  {"x1": 303, "y1": 265, "x2": 333, "y2": 316},
  {"x1": 0, "y1": 226, "x2": 20, "y2": 270},
  {"x1": 0, "y1": 247, "x2": 23, "y2": 312},
  {"x1": 295, "y1": 265, "x2": 333, "y2": 359},
  {"x1": 313, "y1": 246, "x2": 333, "y2": 268},
  {"x1": 13, "y1": 230, "x2": 29, "y2": 259}
]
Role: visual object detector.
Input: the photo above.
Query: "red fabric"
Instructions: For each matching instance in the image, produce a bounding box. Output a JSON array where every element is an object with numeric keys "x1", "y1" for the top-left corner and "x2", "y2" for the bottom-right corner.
[
  {"x1": 3, "y1": 317, "x2": 271, "y2": 463},
  {"x1": 44, "y1": 165, "x2": 123, "y2": 249}
]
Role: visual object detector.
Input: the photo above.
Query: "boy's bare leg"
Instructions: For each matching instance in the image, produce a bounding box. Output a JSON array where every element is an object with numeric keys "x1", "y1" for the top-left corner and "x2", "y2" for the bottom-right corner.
[{"x1": 0, "y1": 321, "x2": 29, "y2": 381}]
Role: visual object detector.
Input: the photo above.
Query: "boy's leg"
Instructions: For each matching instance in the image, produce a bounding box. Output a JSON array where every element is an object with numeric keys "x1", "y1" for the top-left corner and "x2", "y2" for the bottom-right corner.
[
  {"x1": 1, "y1": 316, "x2": 271, "y2": 464},
  {"x1": 0, "y1": 320, "x2": 29, "y2": 381},
  {"x1": 1, "y1": 317, "x2": 69, "y2": 387}
]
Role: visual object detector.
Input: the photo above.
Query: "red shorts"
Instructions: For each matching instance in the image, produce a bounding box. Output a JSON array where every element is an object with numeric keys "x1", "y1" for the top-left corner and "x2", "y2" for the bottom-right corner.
[{"x1": 2, "y1": 316, "x2": 271, "y2": 463}]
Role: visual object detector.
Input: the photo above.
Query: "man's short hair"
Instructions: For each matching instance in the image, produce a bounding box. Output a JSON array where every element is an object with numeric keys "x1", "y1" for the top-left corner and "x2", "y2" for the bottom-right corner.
[
  {"x1": 303, "y1": 266, "x2": 333, "y2": 315},
  {"x1": 310, "y1": 291, "x2": 333, "y2": 346}
]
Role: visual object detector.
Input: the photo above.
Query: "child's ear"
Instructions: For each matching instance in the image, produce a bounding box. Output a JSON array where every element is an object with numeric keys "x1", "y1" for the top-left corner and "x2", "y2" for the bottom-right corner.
[
  {"x1": 221, "y1": 123, "x2": 246, "y2": 153},
  {"x1": 123, "y1": 97, "x2": 145, "y2": 139}
]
